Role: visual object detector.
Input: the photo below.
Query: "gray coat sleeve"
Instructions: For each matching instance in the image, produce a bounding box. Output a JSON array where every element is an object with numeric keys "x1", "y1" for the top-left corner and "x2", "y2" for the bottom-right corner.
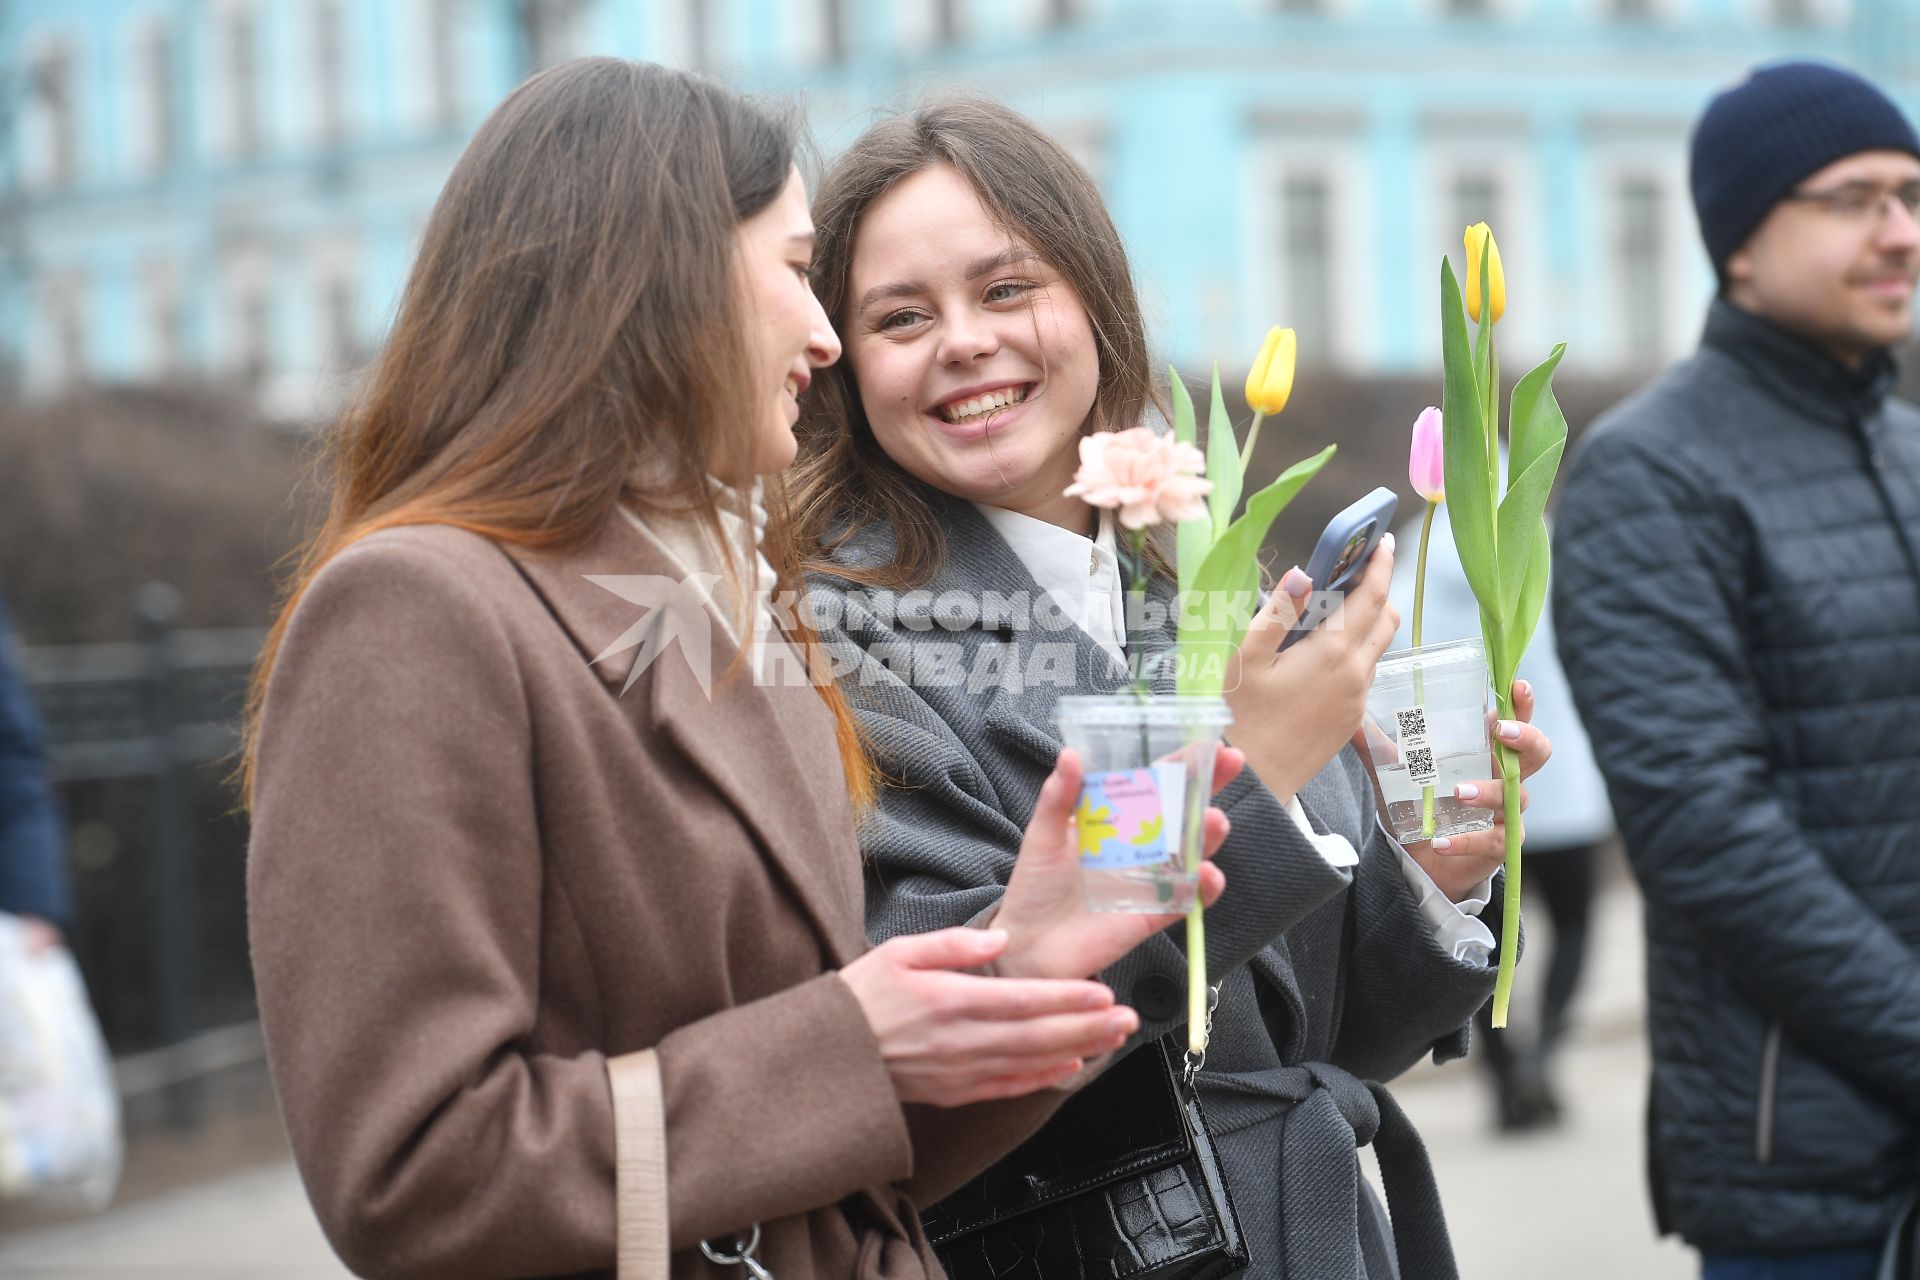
[
  {"x1": 1331, "y1": 838, "x2": 1505, "y2": 1077},
  {"x1": 1553, "y1": 429, "x2": 1920, "y2": 1120}
]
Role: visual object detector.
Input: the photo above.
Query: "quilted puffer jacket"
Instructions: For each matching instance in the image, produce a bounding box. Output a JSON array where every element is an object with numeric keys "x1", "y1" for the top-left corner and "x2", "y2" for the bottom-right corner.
[{"x1": 1552, "y1": 298, "x2": 1920, "y2": 1253}]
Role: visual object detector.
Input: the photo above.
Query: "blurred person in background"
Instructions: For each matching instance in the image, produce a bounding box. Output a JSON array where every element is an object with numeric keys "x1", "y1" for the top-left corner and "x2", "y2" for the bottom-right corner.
[
  {"x1": 1388, "y1": 493, "x2": 1615, "y2": 1134},
  {"x1": 1554, "y1": 61, "x2": 1920, "y2": 1280},
  {"x1": 242, "y1": 59, "x2": 1240, "y2": 1280},
  {"x1": 0, "y1": 588, "x2": 68, "y2": 952}
]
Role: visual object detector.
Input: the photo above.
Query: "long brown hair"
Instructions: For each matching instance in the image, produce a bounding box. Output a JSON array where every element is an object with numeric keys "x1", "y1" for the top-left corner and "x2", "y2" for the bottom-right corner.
[
  {"x1": 787, "y1": 96, "x2": 1158, "y2": 591},
  {"x1": 241, "y1": 58, "x2": 871, "y2": 809}
]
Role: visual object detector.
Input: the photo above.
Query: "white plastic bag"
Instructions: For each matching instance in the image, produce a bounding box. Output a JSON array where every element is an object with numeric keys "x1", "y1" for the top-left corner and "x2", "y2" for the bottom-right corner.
[{"x1": 0, "y1": 911, "x2": 121, "y2": 1209}]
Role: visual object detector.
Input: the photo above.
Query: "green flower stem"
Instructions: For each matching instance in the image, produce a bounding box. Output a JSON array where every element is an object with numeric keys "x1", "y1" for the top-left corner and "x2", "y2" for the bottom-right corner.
[
  {"x1": 1124, "y1": 523, "x2": 1208, "y2": 1049},
  {"x1": 1414, "y1": 500, "x2": 1438, "y2": 839},
  {"x1": 1187, "y1": 896, "x2": 1208, "y2": 1055},
  {"x1": 1238, "y1": 410, "x2": 1268, "y2": 475},
  {"x1": 1489, "y1": 695, "x2": 1525, "y2": 1028}
]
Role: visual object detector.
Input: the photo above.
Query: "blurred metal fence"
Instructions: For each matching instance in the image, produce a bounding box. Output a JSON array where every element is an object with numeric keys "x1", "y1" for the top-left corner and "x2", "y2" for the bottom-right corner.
[{"x1": 20, "y1": 585, "x2": 265, "y2": 1128}]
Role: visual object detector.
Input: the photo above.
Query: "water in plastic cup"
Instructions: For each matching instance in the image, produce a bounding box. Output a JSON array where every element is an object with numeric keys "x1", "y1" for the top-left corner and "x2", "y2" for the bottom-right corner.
[
  {"x1": 1362, "y1": 637, "x2": 1496, "y2": 844},
  {"x1": 1053, "y1": 694, "x2": 1232, "y2": 913}
]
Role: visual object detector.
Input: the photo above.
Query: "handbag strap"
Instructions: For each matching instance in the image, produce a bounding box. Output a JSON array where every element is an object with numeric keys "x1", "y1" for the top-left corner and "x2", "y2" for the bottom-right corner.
[{"x1": 608, "y1": 1049, "x2": 670, "y2": 1280}]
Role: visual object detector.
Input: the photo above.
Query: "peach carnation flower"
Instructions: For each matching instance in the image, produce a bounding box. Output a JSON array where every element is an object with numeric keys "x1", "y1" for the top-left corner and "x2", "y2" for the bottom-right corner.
[{"x1": 1064, "y1": 428, "x2": 1213, "y2": 530}]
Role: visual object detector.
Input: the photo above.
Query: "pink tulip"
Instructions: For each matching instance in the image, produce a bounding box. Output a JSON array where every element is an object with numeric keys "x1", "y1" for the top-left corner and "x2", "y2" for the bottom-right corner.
[
  {"x1": 1408, "y1": 406, "x2": 1445, "y2": 503},
  {"x1": 1064, "y1": 427, "x2": 1213, "y2": 530}
]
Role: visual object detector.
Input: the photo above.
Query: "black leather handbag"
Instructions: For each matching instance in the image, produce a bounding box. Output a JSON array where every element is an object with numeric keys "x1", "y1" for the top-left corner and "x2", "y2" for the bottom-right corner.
[{"x1": 923, "y1": 1034, "x2": 1248, "y2": 1280}]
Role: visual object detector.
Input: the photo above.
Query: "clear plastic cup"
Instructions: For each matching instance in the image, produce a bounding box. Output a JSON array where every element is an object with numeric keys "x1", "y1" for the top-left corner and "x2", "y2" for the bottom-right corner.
[
  {"x1": 1053, "y1": 694, "x2": 1232, "y2": 913},
  {"x1": 1361, "y1": 637, "x2": 1496, "y2": 844}
]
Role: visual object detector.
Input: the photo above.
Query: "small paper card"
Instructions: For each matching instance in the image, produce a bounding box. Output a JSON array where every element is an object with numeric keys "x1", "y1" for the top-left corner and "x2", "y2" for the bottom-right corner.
[{"x1": 1076, "y1": 764, "x2": 1187, "y2": 871}]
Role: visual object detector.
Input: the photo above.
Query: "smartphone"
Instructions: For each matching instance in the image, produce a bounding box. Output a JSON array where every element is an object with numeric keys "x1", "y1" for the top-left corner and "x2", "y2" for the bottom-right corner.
[{"x1": 1277, "y1": 486, "x2": 1399, "y2": 651}]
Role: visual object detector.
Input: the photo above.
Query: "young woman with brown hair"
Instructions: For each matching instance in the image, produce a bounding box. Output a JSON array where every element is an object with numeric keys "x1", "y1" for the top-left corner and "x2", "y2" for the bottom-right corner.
[
  {"x1": 789, "y1": 98, "x2": 1554, "y2": 1280},
  {"x1": 242, "y1": 61, "x2": 1237, "y2": 1280}
]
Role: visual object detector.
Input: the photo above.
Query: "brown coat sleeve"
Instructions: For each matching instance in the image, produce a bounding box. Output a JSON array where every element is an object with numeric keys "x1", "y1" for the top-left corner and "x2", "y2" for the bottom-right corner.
[{"x1": 249, "y1": 535, "x2": 911, "y2": 1279}]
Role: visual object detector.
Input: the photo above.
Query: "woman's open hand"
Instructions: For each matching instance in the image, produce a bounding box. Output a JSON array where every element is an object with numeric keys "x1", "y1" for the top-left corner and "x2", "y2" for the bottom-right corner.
[
  {"x1": 990, "y1": 746, "x2": 1239, "y2": 984},
  {"x1": 839, "y1": 926, "x2": 1136, "y2": 1106}
]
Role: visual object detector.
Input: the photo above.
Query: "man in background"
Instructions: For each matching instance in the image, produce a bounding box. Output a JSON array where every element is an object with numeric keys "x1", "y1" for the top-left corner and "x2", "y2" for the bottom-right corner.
[{"x1": 1554, "y1": 61, "x2": 1920, "y2": 1279}]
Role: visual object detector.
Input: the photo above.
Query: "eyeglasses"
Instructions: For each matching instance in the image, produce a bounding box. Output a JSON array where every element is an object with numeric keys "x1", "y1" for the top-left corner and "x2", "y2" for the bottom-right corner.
[{"x1": 1781, "y1": 180, "x2": 1920, "y2": 223}]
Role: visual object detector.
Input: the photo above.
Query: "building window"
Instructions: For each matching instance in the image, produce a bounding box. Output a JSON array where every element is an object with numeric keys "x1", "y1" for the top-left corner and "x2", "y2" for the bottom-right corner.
[
  {"x1": 1608, "y1": 0, "x2": 1655, "y2": 18},
  {"x1": 141, "y1": 21, "x2": 176, "y2": 172},
  {"x1": 314, "y1": 0, "x2": 346, "y2": 145},
  {"x1": 235, "y1": 286, "x2": 272, "y2": 384},
  {"x1": 427, "y1": 0, "x2": 462, "y2": 127},
  {"x1": 1443, "y1": 0, "x2": 1491, "y2": 15},
  {"x1": 1275, "y1": 0, "x2": 1324, "y2": 12},
  {"x1": 45, "y1": 275, "x2": 88, "y2": 390},
  {"x1": 1770, "y1": 0, "x2": 1815, "y2": 23},
  {"x1": 935, "y1": 0, "x2": 963, "y2": 45},
  {"x1": 1045, "y1": 0, "x2": 1079, "y2": 25},
  {"x1": 146, "y1": 268, "x2": 184, "y2": 379},
  {"x1": 683, "y1": 0, "x2": 711, "y2": 68},
  {"x1": 226, "y1": 5, "x2": 261, "y2": 158},
  {"x1": 818, "y1": 0, "x2": 847, "y2": 62},
  {"x1": 1452, "y1": 169, "x2": 1503, "y2": 258},
  {"x1": 29, "y1": 44, "x2": 78, "y2": 189},
  {"x1": 323, "y1": 274, "x2": 359, "y2": 368},
  {"x1": 1617, "y1": 177, "x2": 1665, "y2": 367},
  {"x1": 519, "y1": 0, "x2": 583, "y2": 75},
  {"x1": 1281, "y1": 174, "x2": 1335, "y2": 355}
]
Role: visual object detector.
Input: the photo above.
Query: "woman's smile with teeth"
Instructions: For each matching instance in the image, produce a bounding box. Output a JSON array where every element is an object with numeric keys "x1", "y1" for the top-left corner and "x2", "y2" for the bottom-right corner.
[{"x1": 938, "y1": 385, "x2": 1030, "y2": 424}]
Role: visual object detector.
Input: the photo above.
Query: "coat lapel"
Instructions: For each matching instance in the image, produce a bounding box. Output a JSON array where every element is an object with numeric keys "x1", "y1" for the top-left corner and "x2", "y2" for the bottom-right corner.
[
  {"x1": 504, "y1": 518, "x2": 868, "y2": 967},
  {"x1": 915, "y1": 497, "x2": 1148, "y2": 774}
]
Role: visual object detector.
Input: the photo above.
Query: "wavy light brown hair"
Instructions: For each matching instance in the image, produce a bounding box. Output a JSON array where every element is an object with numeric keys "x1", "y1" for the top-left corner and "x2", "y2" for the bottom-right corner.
[
  {"x1": 241, "y1": 58, "x2": 871, "y2": 809},
  {"x1": 787, "y1": 96, "x2": 1157, "y2": 590}
]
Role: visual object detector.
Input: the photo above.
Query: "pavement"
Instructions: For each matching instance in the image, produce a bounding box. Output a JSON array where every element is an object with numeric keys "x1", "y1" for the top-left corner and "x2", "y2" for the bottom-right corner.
[{"x1": 0, "y1": 881, "x2": 1702, "y2": 1279}]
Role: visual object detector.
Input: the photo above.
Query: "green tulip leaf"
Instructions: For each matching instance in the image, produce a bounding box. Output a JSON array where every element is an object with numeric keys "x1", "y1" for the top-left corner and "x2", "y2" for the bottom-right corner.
[
  {"x1": 1205, "y1": 364, "x2": 1244, "y2": 543},
  {"x1": 1170, "y1": 369, "x2": 1210, "y2": 596},
  {"x1": 1510, "y1": 345, "x2": 1569, "y2": 486},
  {"x1": 1499, "y1": 530, "x2": 1552, "y2": 696},
  {"x1": 1475, "y1": 251, "x2": 1496, "y2": 464},
  {"x1": 1440, "y1": 260, "x2": 1500, "y2": 612},
  {"x1": 1182, "y1": 445, "x2": 1337, "y2": 695},
  {"x1": 1495, "y1": 441, "x2": 1563, "y2": 604}
]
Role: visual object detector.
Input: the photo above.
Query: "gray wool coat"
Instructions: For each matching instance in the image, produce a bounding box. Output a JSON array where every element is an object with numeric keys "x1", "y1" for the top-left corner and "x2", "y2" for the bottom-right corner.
[{"x1": 807, "y1": 496, "x2": 1506, "y2": 1280}]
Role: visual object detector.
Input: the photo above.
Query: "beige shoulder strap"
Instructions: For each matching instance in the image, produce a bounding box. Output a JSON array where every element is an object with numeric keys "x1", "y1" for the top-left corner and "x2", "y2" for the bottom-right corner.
[{"x1": 607, "y1": 1049, "x2": 670, "y2": 1280}]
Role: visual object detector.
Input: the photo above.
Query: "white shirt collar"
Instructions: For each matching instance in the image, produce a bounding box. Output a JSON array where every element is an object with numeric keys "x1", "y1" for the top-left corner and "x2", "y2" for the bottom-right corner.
[{"x1": 973, "y1": 504, "x2": 1129, "y2": 665}]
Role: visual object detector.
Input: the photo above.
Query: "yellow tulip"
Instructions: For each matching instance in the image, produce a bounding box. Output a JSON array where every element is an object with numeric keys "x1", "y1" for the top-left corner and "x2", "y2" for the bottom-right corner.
[
  {"x1": 1244, "y1": 326, "x2": 1297, "y2": 415},
  {"x1": 1464, "y1": 222, "x2": 1506, "y2": 325}
]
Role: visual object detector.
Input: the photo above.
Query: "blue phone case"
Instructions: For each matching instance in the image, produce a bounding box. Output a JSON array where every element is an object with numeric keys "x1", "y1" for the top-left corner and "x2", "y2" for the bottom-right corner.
[{"x1": 1278, "y1": 486, "x2": 1399, "y2": 651}]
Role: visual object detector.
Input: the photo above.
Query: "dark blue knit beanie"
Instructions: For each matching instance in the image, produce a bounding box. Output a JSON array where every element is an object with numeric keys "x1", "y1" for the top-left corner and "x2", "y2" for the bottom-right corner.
[{"x1": 1690, "y1": 61, "x2": 1920, "y2": 277}]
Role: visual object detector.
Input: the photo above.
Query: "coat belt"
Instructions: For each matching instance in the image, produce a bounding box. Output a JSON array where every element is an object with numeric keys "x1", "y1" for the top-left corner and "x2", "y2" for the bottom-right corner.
[{"x1": 1203, "y1": 1062, "x2": 1459, "y2": 1280}]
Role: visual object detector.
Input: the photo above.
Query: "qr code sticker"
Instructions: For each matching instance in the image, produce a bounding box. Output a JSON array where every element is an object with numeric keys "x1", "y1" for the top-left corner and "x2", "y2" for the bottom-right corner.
[
  {"x1": 1405, "y1": 744, "x2": 1437, "y2": 784},
  {"x1": 1395, "y1": 706, "x2": 1429, "y2": 740}
]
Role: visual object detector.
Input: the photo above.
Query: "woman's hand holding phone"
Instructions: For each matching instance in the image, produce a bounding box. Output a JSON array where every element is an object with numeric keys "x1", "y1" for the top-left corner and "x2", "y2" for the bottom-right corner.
[{"x1": 1223, "y1": 534, "x2": 1400, "y2": 802}]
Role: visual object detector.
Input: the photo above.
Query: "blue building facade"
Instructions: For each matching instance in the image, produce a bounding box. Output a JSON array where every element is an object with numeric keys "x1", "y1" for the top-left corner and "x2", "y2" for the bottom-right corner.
[{"x1": 2, "y1": 0, "x2": 1913, "y2": 412}]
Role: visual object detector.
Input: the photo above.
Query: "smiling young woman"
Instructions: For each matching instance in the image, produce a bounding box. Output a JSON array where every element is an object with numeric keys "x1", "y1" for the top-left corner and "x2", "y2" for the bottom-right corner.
[{"x1": 787, "y1": 96, "x2": 1555, "y2": 1280}]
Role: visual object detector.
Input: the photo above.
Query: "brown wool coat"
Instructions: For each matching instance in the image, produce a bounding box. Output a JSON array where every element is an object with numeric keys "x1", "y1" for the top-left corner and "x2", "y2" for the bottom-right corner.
[{"x1": 247, "y1": 519, "x2": 1055, "y2": 1280}]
